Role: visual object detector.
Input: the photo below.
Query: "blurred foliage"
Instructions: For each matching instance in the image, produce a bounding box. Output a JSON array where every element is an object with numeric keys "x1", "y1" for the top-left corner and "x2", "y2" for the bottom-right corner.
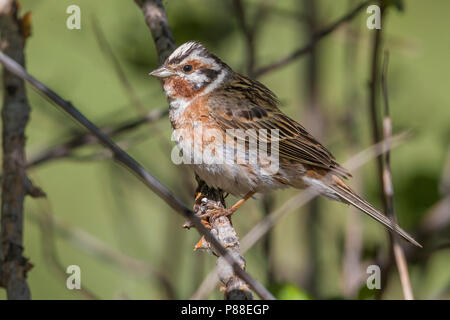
[
  {"x1": 384, "y1": 0, "x2": 405, "y2": 12},
  {"x1": 0, "y1": 0, "x2": 448, "y2": 300},
  {"x1": 270, "y1": 283, "x2": 311, "y2": 300},
  {"x1": 357, "y1": 284, "x2": 378, "y2": 300}
]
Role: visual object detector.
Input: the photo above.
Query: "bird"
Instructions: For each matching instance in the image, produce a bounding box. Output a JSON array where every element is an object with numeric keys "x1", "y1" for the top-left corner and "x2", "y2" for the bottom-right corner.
[{"x1": 149, "y1": 41, "x2": 421, "y2": 248}]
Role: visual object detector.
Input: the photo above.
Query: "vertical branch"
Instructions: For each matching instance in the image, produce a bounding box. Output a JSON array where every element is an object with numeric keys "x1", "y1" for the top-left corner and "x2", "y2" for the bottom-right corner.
[
  {"x1": 341, "y1": 0, "x2": 364, "y2": 298},
  {"x1": 192, "y1": 179, "x2": 253, "y2": 300},
  {"x1": 254, "y1": 0, "x2": 371, "y2": 77},
  {"x1": 261, "y1": 194, "x2": 275, "y2": 286},
  {"x1": 231, "y1": 0, "x2": 256, "y2": 76},
  {"x1": 367, "y1": 1, "x2": 392, "y2": 299},
  {"x1": 91, "y1": 18, "x2": 147, "y2": 114},
  {"x1": 301, "y1": 0, "x2": 322, "y2": 298},
  {"x1": 381, "y1": 52, "x2": 414, "y2": 300},
  {"x1": 367, "y1": 4, "x2": 414, "y2": 300},
  {"x1": 368, "y1": 1, "x2": 387, "y2": 210},
  {"x1": 0, "y1": 0, "x2": 32, "y2": 299}
]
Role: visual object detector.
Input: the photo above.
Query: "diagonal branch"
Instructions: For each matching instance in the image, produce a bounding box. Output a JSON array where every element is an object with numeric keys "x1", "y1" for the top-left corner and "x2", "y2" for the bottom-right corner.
[
  {"x1": 31, "y1": 209, "x2": 99, "y2": 300},
  {"x1": 26, "y1": 108, "x2": 168, "y2": 168},
  {"x1": 92, "y1": 17, "x2": 147, "y2": 114},
  {"x1": 134, "y1": 0, "x2": 175, "y2": 63},
  {"x1": 29, "y1": 205, "x2": 176, "y2": 299},
  {"x1": 232, "y1": 0, "x2": 256, "y2": 76},
  {"x1": 253, "y1": 0, "x2": 371, "y2": 78}
]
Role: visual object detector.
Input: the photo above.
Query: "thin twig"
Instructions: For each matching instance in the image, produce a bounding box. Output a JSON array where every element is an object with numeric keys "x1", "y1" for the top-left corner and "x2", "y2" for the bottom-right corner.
[
  {"x1": 341, "y1": 3, "x2": 364, "y2": 297},
  {"x1": 301, "y1": 0, "x2": 322, "y2": 297},
  {"x1": 29, "y1": 205, "x2": 176, "y2": 299},
  {"x1": 232, "y1": 0, "x2": 254, "y2": 75},
  {"x1": 367, "y1": 3, "x2": 391, "y2": 300},
  {"x1": 31, "y1": 208, "x2": 99, "y2": 300},
  {"x1": 381, "y1": 51, "x2": 414, "y2": 300},
  {"x1": 92, "y1": 17, "x2": 147, "y2": 114},
  {"x1": 367, "y1": 4, "x2": 415, "y2": 300},
  {"x1": 368, "y1": 1, "x2": 386, "y2": 211},
  {"x1": 253, "y1": 0, "x2": 371, "y2": 77},
  {"x1": 26, "y1": 108, "x2": 167, "y2": 168},
  {"x1": 261, "y1": 193, "x2": 275, "y2": 286}
]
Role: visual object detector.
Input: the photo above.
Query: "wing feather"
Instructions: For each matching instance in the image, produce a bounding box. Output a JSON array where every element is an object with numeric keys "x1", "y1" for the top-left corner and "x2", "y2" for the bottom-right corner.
[{"x1": 207, "y1": 73, "x2": 350, "y2": 177}]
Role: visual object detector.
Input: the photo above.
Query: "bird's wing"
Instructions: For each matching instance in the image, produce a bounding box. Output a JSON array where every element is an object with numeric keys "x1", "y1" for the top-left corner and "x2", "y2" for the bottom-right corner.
[{"x1": 207, "y1": 74, "x2": 350, "y2": 177}]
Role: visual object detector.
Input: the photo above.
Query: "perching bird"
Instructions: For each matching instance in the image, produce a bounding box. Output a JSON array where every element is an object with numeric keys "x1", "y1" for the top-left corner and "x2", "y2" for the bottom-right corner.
[{"x1": 150, "y1": 41, "x2": 421, "y2": 248}]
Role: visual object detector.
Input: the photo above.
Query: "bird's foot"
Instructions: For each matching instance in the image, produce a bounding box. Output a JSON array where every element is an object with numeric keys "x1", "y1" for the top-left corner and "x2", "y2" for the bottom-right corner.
[{"x1": 200, "y1": 202, "x2": 234, "y2": 220}]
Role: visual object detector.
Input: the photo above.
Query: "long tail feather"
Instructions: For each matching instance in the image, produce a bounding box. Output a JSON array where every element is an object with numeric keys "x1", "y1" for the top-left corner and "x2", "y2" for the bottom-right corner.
[{"x1": 327, "y1": 180, "x2": 422, "y2": 248}]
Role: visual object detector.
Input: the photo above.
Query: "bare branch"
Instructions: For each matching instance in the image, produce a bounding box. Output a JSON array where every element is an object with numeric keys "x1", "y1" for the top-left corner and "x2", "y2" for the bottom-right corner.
[
  {"x1": 231, "y1": 0, "x2": 272, "y2": 76},
  {"x1": 253, "y1": 0, "x2": 370, "y2": 78},
  {"x1": 31, "y1": 209, "x2": 99, "y2": 300},
  {"x1": 26, "y1": 108, "x2": 168, "y2": 168},
  {"x1": 341, "y1": 10, "x2": 365, "y2": 297},
  {"x1": 0, "y1": 0, "x2": 32, "y2": 299},
  {"x1": 367, "y1": 1, "x2": 386, "y2": 207},
  {"x1": 381, "y1": 51, "x2": 414, "y2": 300}
]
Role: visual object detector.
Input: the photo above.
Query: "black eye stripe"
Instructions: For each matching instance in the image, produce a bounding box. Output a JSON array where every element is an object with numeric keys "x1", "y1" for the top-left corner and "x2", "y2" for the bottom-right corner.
[{"x1": 198, "y1": 68, "x2": 219, "y2": 81}]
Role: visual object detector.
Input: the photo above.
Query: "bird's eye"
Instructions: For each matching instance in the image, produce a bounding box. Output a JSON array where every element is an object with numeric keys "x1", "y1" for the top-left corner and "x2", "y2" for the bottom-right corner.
[{"x1": 183, "y1": 64, "x2": 193, "y2": 73}]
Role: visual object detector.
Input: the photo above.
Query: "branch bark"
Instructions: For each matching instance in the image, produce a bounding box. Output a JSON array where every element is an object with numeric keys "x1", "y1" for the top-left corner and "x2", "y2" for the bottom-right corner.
[
  {"x1": 0, "y1": 0, "x2": 32, "y2": 299},
  {"x1": 191, "y1": 179, "x2": 252, "y2": 300}
]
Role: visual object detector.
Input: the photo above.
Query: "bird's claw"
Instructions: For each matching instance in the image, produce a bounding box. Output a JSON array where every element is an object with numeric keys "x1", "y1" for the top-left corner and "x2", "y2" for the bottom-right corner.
[{"x1": 202, "y1": 202, "x2": 234, "y2": 219}]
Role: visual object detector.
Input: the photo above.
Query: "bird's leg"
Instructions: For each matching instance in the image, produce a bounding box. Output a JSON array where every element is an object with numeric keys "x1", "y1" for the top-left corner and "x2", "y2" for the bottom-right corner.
[{"x1": 228, "y1": 191, "x2": 256, "y2": 214}]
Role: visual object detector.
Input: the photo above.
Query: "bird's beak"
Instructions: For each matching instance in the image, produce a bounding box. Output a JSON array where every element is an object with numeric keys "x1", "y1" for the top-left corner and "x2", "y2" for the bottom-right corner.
[{"x1": 149, "y1": 66, "x2": 174, "y2": 78}]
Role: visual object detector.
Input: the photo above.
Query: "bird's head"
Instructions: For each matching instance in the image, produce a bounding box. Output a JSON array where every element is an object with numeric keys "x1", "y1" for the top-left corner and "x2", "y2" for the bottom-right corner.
[{"x1": 150, "y1": 41, "x2": 231, "y2": 100}]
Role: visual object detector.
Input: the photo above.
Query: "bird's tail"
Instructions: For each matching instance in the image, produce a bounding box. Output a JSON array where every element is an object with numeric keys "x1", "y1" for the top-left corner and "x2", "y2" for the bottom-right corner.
[{"x1": 325, "y1": 176, "x2": 422, "y2": 248}]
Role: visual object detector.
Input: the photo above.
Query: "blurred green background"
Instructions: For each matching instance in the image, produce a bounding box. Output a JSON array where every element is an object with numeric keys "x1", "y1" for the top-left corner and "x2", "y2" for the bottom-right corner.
[{"x1": 0, "y1": 0, "x2": 449, "y2": 299}]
